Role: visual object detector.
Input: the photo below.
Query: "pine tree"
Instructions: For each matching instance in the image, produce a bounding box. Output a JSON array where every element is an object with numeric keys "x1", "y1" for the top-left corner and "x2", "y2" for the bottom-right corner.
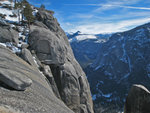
[
  {"x1": 40, "y1": 4, "x2": 45, "y2": 9},
  {"x1": 14, "y1": 0, "x2": 16, "y2": 4},
  {"x1": 22, "y1": 0, "x2": 34, "y2": 28},
  {"x1": 10, "y1": 0, "x2": 13, "y2": 3}
]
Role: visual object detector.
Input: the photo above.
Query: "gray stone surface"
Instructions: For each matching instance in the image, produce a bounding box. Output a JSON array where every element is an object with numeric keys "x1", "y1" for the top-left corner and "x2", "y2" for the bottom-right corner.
[
  {"x1": 36, "y1": 9, "x2": 70, "y2": 46},
  {"x1": 124, "y1": 84, "x2": 150, "y2": 113},
  {"x1": 0, "y1": 27, "x2": 13, "y2": 43},
  {"x1": 21, "y1": 48, "x2": 38, "y2": 68},
  {"x1": 0, "y1": 45, "x2": 32, "y2": 90},
  {"x1": 10, "y1": 29, "x2": 19, "y2": 45},
  {"x1": 0, "y1": 18, "x2": 9, "y2": 26},
  {"x1": 33, "y1": 21, "x2": 48, "y2": 29},
  {"x1": 0, "y1": 26, "x2": 19, "y2": 45},
  {"x1": 21, "y1": 43, "x2": 29, "y2": 49},
  {"x1": 0, "y1": 45, "x2": 74, "y2": 113},
  {"x1": 0, "y1": 105, "x2": 23, "y2": 113},
  {"x1": 28, "y1": 26, "x2": 66, "y2": 65},
  {"x1": 43, "y1": 65, "x2": 61, "y2": 99},
  {"x1": 0, "y1": 7, "x2": 93, "y2": 113},
  {"x1": 28, "y1": 9, "x2": 94, "y2": 113}
]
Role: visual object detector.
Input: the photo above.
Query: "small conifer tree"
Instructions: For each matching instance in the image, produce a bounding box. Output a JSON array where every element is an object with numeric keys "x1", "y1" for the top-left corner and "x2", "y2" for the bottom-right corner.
[
  {"x1": 10, "y1": 0, "x2": 13, "y2": 3},
  {"x1": 22, "y1": 0, "x2": 34, "y2": 28},
  {"x1": 40, "y1": 4, "x2": 45, "y2": 9}
]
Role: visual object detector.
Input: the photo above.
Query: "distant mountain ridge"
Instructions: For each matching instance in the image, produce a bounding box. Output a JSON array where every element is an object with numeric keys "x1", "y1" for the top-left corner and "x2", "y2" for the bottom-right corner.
[
  {"x1": 85, "y1": 22, "x2": 150, "y2": 112},
  {"x1": 67, "y1": 31, "x2": 111, "y2": 68},
  {"x1": 67, "y1": 23, "x2": 150, "y2": 112}
]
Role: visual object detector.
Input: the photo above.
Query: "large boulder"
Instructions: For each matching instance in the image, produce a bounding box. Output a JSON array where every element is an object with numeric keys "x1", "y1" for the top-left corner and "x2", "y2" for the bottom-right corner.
[
  {"x1": 0, "y1": 45, "x2": 74, "y2": 113},
  {"x1": 10, "y1": 29, "x2": 19, "y2": 45},
  {"x1": 33, "y1": 21, "x2": 48, "y2": 29},
  {"x1": 0, "y1": 45, "x2": 32, "y2": 91},
  {"x1": 36, "y1": 9, "x2": 70, "y2": 46},
  {"x1": 36, "y1": 9, "x2": 56, "y2": 32},
  {"x1": 28, "y1": 26, "x2": 66, "y2": 65},
  {"x1": 21, "y1": 48, "x2": 39, "y2": 68},
  {"x1": 124, "y1": 84, "x2": 150, "y2": 113},
  {"x1": 0, "y1": 26, "x2": 19, "y2": 44}
]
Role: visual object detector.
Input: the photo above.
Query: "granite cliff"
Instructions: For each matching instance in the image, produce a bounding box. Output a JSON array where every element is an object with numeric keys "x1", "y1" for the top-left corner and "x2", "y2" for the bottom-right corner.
[{"x1": 0, "y1": 1, "x2": 93, "y2": 113}]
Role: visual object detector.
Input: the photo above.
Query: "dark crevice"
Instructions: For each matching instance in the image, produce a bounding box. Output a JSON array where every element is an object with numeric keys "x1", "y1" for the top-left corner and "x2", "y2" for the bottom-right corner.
[
  {"x1": 39, "y1": 66, "x2": 61, "y2": 99},
  {"x1": 0, "y1": 81, "x2": 16, "y2": 91},
  {"x1": 49, "y1": 64, "x2": 62, "y2": 97}
]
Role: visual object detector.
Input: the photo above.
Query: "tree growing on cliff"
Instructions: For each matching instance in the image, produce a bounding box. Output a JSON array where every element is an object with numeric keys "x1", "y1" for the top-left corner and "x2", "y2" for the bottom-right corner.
[
  {"x1": 14, "y1": 0, "x2": 16, "y2": 4},
  {"x1": 40, "y1": 4, "x2": 45, "y2": 9},
  {"x1": 22, "y1": 0, "x2": 34, "y2": 28}
]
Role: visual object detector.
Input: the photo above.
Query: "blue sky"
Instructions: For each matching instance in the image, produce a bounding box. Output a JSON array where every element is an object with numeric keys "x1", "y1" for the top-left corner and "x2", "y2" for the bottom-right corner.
[{"x1": 28, "y1": 0, "x2": 150, "y2": 34}]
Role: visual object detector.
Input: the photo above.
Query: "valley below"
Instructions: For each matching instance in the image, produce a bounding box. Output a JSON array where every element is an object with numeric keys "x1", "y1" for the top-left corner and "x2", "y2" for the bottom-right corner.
[{"x1": 68, "y1": 24, "x2": 150, "y2": 112}]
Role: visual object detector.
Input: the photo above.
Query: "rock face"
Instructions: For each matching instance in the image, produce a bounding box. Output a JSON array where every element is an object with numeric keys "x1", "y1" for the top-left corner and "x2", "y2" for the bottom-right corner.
[
  {"x1": 29, "y1": 26, "x2": 66, "y2": 64},
  {"x1": 0, "y1": 45, "x2": 32, "y2": 90},
  {"x1": 83, "y1": 23, "x2": 150, "y2": 112},
  {"x1": 0, "y1": 5, "x2": 94, "y2": 113},
  {"x1": 125, "y1": 84, "x2": 150, "y2": 113},
  {"x1": 0, "y1": 45, "x2": 74, "y2": 113},
  {"x1": 21, "y1": 48, "x2": 38, "y2": 67},
  {"x1": 0, "y1": 27, "x2": 19, "y2": 44},
  {"x1": 27, "y1": 9, "x2": 94, "y2": 113}
]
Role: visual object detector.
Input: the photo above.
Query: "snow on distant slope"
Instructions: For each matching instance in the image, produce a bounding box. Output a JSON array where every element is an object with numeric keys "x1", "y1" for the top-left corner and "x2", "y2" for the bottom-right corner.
[
  {"x1": 67, "y1": 31, "x2": 110, "y2": 68},
  {"x1": 86, "y1": 22, "x2": 150, "y2": 112},
  {"x1": 69, "y1": 34, "x2": 97, "y2": 42}
]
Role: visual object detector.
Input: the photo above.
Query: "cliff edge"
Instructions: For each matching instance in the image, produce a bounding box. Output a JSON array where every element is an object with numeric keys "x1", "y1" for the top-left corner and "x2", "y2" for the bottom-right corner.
[{"x1": 0, "y1": 2, "x2": 93, "y2": 113}]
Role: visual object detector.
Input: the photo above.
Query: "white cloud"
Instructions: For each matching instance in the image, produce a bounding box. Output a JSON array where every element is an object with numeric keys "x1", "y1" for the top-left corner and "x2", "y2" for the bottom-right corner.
[
  {"x1": 61, "y1": 0, "x2": 150, "y2": 34},
  {"x1": 95, "y1": 4, "x2": 150, "y2": 12},
  {"x1": 65, "y1": 22, "x2": 73, "y2": 26},
  {"x1": 95, "y1": 0, "x2": 143, "y2": 11},
  {"x1": 120, "y1": 6, "x2": 150, "y2": 10},
  {"x1": 65, "y1": 18, "x2": 150, "y2": 34},
  {"x1": 65, "y1": 0, "x2": 149, "y2": 12},
  {"x1": 66, "y1": 3, "x2": 150, "y2": 12}
]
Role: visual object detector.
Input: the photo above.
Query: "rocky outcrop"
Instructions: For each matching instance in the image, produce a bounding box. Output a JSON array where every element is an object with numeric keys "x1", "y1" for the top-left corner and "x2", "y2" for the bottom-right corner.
[
  {"x1": 21, "y1": 48, "x2": 38, "y2": 68},
  {"x1": 0, "y1": 3, "x2": 94, "y2": 112},
  {"x1": 0, "y1": 45, "x2": 74, "y2": 113},
  {"x1": 42, "y1": 65, "x2": 61, "y2": 99},
  {"x1": 26, "y1": 9, "x2": 94, "y2": 113},
  {"x1": 0, "y1": 45, "x2": 32, "y2": 90},
  {"x1": 0, "y1": 26, "x2": 19, "y2": 45},
  {"x1": 125, "y1": 84, "x2": 150, "y2": 113},
  {"x1": 28, "y1": 26, "x2": 66, "y2": 64}
]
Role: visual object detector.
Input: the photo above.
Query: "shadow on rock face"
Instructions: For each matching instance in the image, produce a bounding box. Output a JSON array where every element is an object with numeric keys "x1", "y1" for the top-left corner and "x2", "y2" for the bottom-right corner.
[{"x1": 0, "y1": 81, "x2": 15, "y2": 91}]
